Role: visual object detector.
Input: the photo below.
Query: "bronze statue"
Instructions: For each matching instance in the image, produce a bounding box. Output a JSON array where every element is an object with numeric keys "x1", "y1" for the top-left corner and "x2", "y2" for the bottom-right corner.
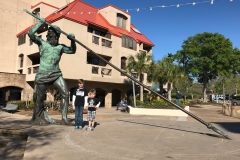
[{"x1": 28, "y1": 18, "x2": 76, "y2": 125}]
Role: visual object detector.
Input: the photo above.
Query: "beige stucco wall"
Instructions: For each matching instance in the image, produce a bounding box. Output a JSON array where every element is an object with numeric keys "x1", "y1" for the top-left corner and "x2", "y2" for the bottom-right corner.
[
  {"x1": 100, "y1": 6, "x2": 131, "y2": 32},
  {"x1": 0, "y1": 0, "x2": 31, "y2": 73}
]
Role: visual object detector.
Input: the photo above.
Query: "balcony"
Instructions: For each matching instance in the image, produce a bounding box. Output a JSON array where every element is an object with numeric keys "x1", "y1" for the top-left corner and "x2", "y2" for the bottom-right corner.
[
  {"x1": 101, "y1": 68, "x2": 112, "y2": 76},
  {"x1": 27, "y1": 65, "x2": 39, "y2": 74},
  {"x1": 91, "y1": 66, "x2": 112, "y2": 76}
]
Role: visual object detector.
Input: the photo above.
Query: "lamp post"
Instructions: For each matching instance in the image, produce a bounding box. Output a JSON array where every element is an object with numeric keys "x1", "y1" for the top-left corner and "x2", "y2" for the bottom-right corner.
[
  {"x1": 236, "y1": 84, "x2": 237, "y2": 95},
  {"x1": 131, "y1": 69, "x2": 137, "y2": 108},
  {"x1": 223, "y1": 78, "x2": 225, "y2": 104}
]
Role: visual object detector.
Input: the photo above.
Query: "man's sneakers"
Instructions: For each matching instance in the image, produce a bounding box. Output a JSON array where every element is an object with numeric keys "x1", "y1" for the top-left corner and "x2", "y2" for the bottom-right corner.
[
  {"x1": 74, "y1": 126, "x2": 78, "y2": 130},
  {"x1": 86, "y1": 126, "x2": 94, "y2": 131},
  {"x1": 74, "y1": 126, "x2": 82, "y2": 130}
]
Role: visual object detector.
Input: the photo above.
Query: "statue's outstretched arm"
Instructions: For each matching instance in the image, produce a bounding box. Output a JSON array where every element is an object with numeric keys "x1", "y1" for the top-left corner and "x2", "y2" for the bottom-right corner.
[
  {"x1": 62, "y1": 33, "x2": 76, "y2": 54},
  {"x1": 28, "y1": 18, "x2": 45, "y2": 45}
]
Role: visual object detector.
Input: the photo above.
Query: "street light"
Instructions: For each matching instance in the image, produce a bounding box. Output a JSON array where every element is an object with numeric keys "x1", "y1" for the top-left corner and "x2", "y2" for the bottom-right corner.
[
  {"x1": 223, "y1": 78, "x2": 225, "y2": 104},
  {"x1": 131, "y1": 69, "x2": 137, "y2": 108}
]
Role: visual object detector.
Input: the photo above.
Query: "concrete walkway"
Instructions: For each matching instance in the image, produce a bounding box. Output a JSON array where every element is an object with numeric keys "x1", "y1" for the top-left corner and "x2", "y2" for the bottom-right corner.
[{"x1": 1, "y1": 106, "x2": 240, "y2": 160}]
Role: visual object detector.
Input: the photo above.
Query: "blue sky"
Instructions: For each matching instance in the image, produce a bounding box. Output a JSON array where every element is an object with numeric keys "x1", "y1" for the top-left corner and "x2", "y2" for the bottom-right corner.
[{"x1": 83, "y1": 0, "x2": 240, "y2": 61}]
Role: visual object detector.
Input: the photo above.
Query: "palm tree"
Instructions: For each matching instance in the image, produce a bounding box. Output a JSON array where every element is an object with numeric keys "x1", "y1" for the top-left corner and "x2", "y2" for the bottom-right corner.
[
  {"x1": 126, "y1": 51, "x2": 153, "y2": 101},
  {"x1": 147, "y1": 56, "x2": 183, "y2": 101}
]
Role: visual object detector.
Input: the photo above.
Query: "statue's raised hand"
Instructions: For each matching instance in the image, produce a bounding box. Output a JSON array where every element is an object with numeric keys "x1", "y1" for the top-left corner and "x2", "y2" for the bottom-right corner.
[{"x1": 67, "y1": 33, "x2": 75, "y2": 40}]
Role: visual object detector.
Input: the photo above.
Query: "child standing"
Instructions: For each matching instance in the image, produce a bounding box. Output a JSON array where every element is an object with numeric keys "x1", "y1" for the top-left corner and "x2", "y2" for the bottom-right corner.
[
  {"x1": 72, "y1": 79, "x2": 88, "y2": 130},
  {"x1": 85, "y1": 89, "x2": 100, "y2": 131}
]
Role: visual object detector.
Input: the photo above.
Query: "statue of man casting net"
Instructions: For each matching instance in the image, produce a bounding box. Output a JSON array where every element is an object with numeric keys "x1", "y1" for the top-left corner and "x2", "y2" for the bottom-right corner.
[{"x1": 28, "y1": 18, "x2": 76, "y2": 125}]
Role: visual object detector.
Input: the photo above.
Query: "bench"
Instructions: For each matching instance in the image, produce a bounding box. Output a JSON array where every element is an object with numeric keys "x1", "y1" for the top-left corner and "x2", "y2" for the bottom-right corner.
[{"x1": 2, "y1": 104, "x2": 18, "y2": 113}]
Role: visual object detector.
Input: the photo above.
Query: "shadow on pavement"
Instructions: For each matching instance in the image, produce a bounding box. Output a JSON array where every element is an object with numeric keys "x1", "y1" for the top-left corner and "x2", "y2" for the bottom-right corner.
[{"x1": 118, "y1": 119, "x2": 223, "y2": 139}]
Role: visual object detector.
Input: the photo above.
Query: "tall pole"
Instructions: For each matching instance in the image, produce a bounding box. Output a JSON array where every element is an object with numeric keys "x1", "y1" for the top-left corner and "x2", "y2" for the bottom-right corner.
[
  {"x1": 132, "y1": 80, "x2": 136, "y2": 108},
  {"x1": 236, "y1": 85, "x2": 237, "y2": 95},
  {"x1": 131, "y1": 69, "x2": 136, "y2": 108},
  {"x1": 23, "y1": 9, "x2": 231, "y2": 139},
  {"x1": 223, "y1": 82, "x2": 225, "y2": 104}
]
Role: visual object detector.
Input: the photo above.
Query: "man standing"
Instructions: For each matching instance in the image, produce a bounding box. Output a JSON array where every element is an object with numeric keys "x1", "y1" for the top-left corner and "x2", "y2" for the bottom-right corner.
[
  {"x1": 176, "y1": 91, "x2": 181, "y2": 104},
  {"x1": 28, "y1": 18, "x2": 76, "y2": 125}
]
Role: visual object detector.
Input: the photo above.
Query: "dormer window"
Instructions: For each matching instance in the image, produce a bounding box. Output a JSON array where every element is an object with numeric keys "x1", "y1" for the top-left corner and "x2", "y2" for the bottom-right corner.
[
  {"x1": 32, "y1": 8, "x2": 40, "y2": 24},
  {"x1": 116, "y1": 13, "x2": 127, "y2": 29}
]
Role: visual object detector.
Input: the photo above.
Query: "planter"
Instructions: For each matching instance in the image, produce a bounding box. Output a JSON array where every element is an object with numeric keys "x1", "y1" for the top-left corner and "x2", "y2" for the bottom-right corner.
[{"x1": 128, "y1": 106, "x2": 189, "y2": 117}]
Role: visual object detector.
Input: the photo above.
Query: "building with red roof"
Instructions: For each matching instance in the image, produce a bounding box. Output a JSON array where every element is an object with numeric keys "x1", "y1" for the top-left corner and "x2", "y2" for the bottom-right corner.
[{"x1": 1, "y1": 0, "x2": 154, "y2": 108}]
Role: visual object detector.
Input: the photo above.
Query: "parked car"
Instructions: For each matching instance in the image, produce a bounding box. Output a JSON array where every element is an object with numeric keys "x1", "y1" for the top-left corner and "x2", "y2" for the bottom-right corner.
[{"x1": 231, "y1": 96, "x2": 240, "y2": 105}]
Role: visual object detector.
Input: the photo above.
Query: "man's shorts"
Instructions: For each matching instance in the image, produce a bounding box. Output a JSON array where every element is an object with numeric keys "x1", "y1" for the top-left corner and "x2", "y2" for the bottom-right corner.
[{"x1": 87, "y1": 111, "x2": 96, "y2": 121}]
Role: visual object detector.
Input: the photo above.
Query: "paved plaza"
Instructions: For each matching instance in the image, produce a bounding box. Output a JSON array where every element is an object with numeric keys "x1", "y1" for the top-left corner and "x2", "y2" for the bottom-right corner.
[{"x1": 1, "y1": 105, "x2": 240, "y2": 160}]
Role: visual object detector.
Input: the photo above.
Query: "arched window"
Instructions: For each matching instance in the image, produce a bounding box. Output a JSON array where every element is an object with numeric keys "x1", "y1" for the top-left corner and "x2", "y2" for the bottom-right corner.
[
  {"x1": 121, "y1": 57, "x2": 127, "y2": 70},
  {"x1": 19, "y1": 54, "x2": 24, "y2": 68},
  {"x1": 116, "y1": 13, "x2": 127, "y2": 29},
  {"x1": 32, "y1": 8, "x2": 40, "y2": 24}
]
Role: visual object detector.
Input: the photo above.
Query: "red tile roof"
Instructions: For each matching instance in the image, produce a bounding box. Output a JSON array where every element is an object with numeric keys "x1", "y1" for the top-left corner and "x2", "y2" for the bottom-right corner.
[{"x1": 17, "y1": 0, "x2": 154, "y2": 47}]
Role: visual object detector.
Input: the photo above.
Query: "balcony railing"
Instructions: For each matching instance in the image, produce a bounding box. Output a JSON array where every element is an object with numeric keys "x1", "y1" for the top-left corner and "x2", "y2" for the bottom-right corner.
[
  {"x1": 92, "y1": 66, "x2": 99, "y2": 74},
  {"x1": 27, "y1": 64, "x2": 39, "y2": 74},
  {"x1": 91, "y1": 66, "x2": 112, "y2": 76},
  {"x1": 101, "y1": 68, "x2": 112, "y2": 76},
  {"x1": 33, "y1": 66, "x2": 39, "y2": 73}
]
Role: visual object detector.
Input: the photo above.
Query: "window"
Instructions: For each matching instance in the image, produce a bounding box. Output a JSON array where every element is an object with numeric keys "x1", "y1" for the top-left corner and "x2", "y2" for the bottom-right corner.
[
  {"x1": 19, "y1": 54, "x2": 24, "y2": 68},
  {"x1": 92, "y1": 36, "x2": 99, "y2": 45},
  {"x1": 87, "y1": 27, "x2": 111, "y2": 39},
  {"x1": 102, "y1": 39, "x2": 112, "y2": 48},
  {"x1": 87, "y1": 27, "x2": 93, "y2": 33},
  {"x1": 121, "y1": 57, "x2": 127, "y2": 76},
  {"x1": 18, "y1": 69, "x2": 23, "y2": 74},
  {"x1": 92, "y1": 66, "x2": 99, "y2": 74},
  {"x1": 122, "y1": 35, "x2": 137, "y2": 50},
  {"x1": 121, "y1": 57, "x2": 127, "y2": 70},
  {"x1": 117, "y1": 13, "x2": 127, "y2": 29},
  {"x1": 18, "y1": 33, "x2": 26, "y2": 45},
  {"x1": 33, "y1": 66, "x2": 39, "y2": 73},
  {"x1": 87, "y1": 56, "x2": 99, "y2": 65}
]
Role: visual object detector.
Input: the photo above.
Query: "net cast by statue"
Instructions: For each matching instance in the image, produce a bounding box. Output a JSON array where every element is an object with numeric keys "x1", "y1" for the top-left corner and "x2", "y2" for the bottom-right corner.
[{"x1": 28, "y1": 18, "x2": 76, "y2": 125}]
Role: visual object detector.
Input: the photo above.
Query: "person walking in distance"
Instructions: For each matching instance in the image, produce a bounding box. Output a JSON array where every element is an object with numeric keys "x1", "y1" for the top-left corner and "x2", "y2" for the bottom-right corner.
[
  {"x1": 176, "y1": 91, "x2": 181, "y2": 104},
  {"x1": 72, "y1": 79, "x2": 88, "y2": 130}
]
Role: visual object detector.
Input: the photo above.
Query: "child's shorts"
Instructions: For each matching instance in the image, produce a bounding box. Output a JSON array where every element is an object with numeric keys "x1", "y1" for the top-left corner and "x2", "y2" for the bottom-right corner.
[{"x1": 87, "y1": 111, "x2": 96, "y2": 121}]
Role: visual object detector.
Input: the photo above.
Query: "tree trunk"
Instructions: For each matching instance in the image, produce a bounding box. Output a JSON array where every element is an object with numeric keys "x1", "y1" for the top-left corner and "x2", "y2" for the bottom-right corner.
[
  {"x1": 167, "y1": 82, "x2": 172, "y2": 101},
  {"x1": 203, "y1": 75, "x2": 207, "y2": 102},
  {"x1": 140, "y1": 74, "x2": 144, "y2": 101},
  {"x1": 158, "y1": 80, "x2": 164, "y2": 96}
]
